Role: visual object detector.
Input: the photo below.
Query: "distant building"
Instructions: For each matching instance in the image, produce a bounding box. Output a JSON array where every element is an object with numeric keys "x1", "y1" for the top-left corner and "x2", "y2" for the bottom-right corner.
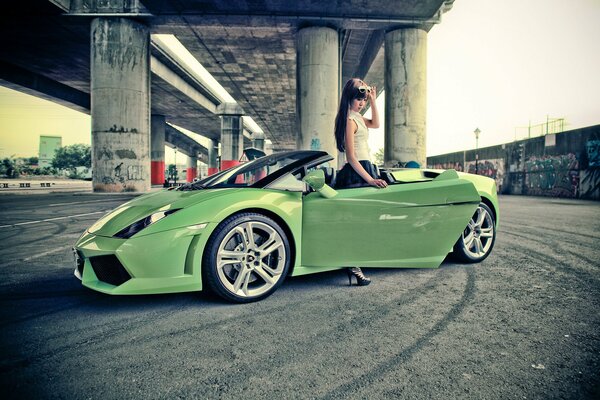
[{"x1": 39, "y1": 135, "x2": 62, "y2": 168}]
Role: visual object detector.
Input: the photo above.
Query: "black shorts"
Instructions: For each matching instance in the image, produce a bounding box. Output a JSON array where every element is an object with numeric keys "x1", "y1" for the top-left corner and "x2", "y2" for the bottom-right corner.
[{"x1": 335, "y1": 160, "x2": 378, "y2": 189}]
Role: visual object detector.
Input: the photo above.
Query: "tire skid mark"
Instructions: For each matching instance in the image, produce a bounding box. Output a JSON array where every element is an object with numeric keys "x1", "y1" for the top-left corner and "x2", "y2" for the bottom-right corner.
[
  {"x1": 166, "y1": 271, "x2": 453, "y2": 397},
  {"x1": 0, "y1": 224, "x2": 24, "y2": 242},
  {"x1": 0, "y1": 300, "x2": 193, "y2": 374},
  {"x1": 3, "y1": 280, "x2": 361, "y2": 373},
  {"x1": 319, "y1": 267, "x2": 476, "y2": 399},
  {"x1": 0, "y1": 288, "x2": 85, "y2": 302},
  {"x1": 502, "y1": 233, "x2": 600, "y2": 285},
  {"x1": 21, "y1": 288, "x2": 335, "y2": 352},
  {"x1": 0, "y1": 220, "x2": 69, "y2": 253},
  {"x1": 502, "y1": 229, "x2": 598, "y2": 266},
  {"x1": 501, "y1": 230, "x2": 599, "y2": 268},
  {"x1": 80, "y1": 286, "x2": 345, "y2": 350},
  {"x1": 500, "y1": 227, "x2": 598, "y2": 252},
  {"x1": 0, "y1": 245, "x2": 75, "y2": 269},
  {"x1": 141, "y1": 271, "x2": 443, "y2": 344},
  {"x1": 502, "y1": 221, "x2": 599, "y2": 241},
  {"x1": 72, "y1": 271, "x2": 443, "y2": 374},
  {"x1": 559, "y1": 249, "x2": 599, "y2": 268},
  {"x1": 0, "y1": 298, "x2": 93, "y2": 328}
]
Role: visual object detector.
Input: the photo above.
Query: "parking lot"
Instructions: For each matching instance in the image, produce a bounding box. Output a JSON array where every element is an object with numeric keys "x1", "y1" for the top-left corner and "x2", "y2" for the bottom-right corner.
[{"x1": 0, "y1": 192, "x2": 598, "y2": 399}]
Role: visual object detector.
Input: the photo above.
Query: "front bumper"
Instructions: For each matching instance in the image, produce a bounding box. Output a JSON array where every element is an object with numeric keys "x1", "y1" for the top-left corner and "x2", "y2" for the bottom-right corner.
[{"x1": 73, "y1": 223, "x2": 216, "y2": 295}]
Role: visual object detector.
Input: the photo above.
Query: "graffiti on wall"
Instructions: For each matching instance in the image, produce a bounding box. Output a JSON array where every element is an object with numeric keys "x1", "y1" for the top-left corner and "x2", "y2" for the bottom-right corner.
[
  {"x1": 580, "y1": 169, "x2": 600, "y2": 199},
  {"x1": 580, "y1": 140, "x2": 600, "y2": 198},
  {"x1": 428, "y1": 162, "x2": 464, "y2": 171},
  {"x1": 523, "y1": 153, "x2": 579, "y2": 197},
  {"x1": 465, "y1": 159, "x2": 505, "y2": 192},
  {"x1": 586, "y1": 140, "x2": 600, "y2": 167},
  {"x1": 426, "y1": 129, "x2": 600, "y2": 200}
]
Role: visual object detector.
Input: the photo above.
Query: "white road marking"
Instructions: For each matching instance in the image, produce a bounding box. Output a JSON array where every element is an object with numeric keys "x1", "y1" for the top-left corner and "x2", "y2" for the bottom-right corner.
[
  {"x1": 48, "y1": 199, "x2": 124, "y2": 207},
  {"x1": 23, "y1": 245, "x2": 74, "y2": 262},
  {"x1": 0, "y1": 211, "x2": 105, "y2": 229},
  {"x1": 0, "y1": 244, "x2": 76, "y2": 268}
]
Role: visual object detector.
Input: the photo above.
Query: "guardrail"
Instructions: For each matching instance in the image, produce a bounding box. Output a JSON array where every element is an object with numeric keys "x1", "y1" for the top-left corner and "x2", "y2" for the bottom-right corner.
[
  {"x1": 1, "y1": 182, "x2": 55, "y2": 189},
  {"x1": 0, "y1": 182, "x2": 56, "y2": 191}
]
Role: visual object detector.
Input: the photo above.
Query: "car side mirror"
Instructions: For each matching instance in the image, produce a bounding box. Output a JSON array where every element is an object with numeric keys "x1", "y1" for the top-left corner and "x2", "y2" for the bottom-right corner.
[{"x1": 303, "y1": 169, "x2": 337, "y2": 198}]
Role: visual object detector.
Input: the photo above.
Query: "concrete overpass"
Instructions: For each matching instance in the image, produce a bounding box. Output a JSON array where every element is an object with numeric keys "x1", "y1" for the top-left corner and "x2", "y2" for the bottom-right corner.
[{"x1": 0, "y1": 0, "x2": 454, "y2": 191}]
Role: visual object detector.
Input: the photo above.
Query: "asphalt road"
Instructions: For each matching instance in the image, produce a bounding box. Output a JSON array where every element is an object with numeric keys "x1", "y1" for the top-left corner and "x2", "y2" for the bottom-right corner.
[{"x1": 0, "y1": 192, "x2": 598, "y2": 399}]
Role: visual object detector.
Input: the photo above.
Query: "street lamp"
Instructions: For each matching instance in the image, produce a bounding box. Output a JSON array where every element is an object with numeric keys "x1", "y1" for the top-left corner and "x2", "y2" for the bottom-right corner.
[
  {"x1": 474, "y1": 128, "x2": 481, "y2": 175},
  {"x1": 173, "y1": 146, "x2": 178, "y2": 186}
]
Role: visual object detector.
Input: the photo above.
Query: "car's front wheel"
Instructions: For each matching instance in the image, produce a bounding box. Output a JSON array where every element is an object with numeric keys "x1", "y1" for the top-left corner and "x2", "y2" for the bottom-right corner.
[
  {"x1": 453, "y1": 202, "x2": 496, "y2": 263},
  {"x1": 202, "y1": 213, "x2": 291, "y2": 303}
]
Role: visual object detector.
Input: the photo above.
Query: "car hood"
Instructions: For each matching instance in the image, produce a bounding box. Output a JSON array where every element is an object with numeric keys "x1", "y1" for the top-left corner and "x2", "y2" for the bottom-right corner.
[{"x1": 88, "y1": 188, "x2": 240, "y2": 237}]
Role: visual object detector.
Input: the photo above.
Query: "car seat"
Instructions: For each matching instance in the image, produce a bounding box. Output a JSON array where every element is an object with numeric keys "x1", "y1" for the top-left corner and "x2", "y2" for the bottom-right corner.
[
  {"x1": 379, "y1": 169, "x2": 396, "y2": 184},
  {"x1": 319, "y1": 167, "x2": 337, "y2": 188}
]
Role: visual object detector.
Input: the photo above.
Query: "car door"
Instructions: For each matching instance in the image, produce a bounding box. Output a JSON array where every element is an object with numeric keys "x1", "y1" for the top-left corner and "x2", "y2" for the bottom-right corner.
[{"x1": 301, "y1": 173, "x2": 480, "y2": 269}]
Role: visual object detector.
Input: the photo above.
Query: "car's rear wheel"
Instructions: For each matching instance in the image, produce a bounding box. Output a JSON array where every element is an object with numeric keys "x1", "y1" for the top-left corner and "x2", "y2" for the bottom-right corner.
[
  {"x1": 453, "y1": 202, "x2": 496, "y2": 263},
  {"x1": 202, "y1": 213, "x2": 291, "y2": 303}
]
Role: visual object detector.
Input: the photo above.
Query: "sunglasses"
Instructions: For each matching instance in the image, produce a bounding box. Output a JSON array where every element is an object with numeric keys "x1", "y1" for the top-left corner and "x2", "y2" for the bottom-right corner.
[{"x1": 358, "y1": 85, "x2": 372, "y2": 94}]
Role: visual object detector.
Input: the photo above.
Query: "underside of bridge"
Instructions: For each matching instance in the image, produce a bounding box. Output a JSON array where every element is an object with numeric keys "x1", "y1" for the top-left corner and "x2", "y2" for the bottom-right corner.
[{"x1": 0, "y1": 0, "x2": 454, "y2": 191}]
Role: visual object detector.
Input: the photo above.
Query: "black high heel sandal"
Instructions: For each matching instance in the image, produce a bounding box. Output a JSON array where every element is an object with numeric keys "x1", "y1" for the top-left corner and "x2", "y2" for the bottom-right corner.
[{"x1": 347, "y1": 267, "x2": 371, "y2": 286}]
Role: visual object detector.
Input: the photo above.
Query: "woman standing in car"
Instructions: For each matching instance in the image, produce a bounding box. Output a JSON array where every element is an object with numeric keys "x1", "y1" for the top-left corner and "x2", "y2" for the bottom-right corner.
[{"x1": 333, "y1": 78, "x2": 388, "y2": 286}]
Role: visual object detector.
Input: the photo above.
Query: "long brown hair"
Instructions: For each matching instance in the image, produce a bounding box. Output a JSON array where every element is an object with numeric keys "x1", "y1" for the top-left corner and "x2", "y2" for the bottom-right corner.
[{"x1": 334, "y1": 78, "x2": 368, "y2": 152}]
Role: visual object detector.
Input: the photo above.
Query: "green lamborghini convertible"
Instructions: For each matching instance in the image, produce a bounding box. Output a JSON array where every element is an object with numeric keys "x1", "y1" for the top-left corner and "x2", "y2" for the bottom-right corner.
[{"x1": 74, "y1": 150, "x2": 498, "y2": 303}]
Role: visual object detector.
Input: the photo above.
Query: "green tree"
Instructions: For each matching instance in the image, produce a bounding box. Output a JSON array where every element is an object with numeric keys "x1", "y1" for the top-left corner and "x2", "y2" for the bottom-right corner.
[
  {"x1": 0, "y1": 158, "x2": 19, "y2": 178},
  {"x1": 166, "y1": 164, "x2": 179, "y2": 182},
  {"x1": 374, "y1": 147, "x2": 384, "y2": 166},
  {"x1": 52, "y1": 144, "x2": 91, "y2": 173}
]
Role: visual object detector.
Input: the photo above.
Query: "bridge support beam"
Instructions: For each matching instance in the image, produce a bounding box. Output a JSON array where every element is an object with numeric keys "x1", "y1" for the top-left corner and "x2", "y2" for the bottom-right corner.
[
  {"x1": 151, "y1": 115, "x2": 166, "y2": 186},
  {"x1": 207, "y1": 139, "x2": 219, "y2": 175},
  {"x1": 252, "y1": 131, "x2": 266, "y2": 152},
  {"x1": 186, "y1": 154, "x2": 198, "y2": 182},
  {"x1": 384, "y1": 28, "x2": 427, "y2": 168},
  {"x1": 296, "y1": 27, "x2": 339, "y2": 164},
  {"x1": 217, "y1": 103, "x2": 244, "y2": 170},
  {"x1": 91, "y1": 17, "x2": 150, "y2": 192}
]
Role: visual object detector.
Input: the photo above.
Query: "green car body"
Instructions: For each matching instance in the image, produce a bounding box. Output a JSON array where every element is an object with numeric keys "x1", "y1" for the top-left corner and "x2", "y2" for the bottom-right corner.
[{"x1": 74, "y1": 151, "x2": 499, "y2": 302}]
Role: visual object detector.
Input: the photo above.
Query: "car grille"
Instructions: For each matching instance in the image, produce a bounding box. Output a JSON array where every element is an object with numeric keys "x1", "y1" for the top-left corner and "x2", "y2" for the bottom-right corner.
[{"x1": 89, "y1": 255, "x2": 131, "y2": 286}]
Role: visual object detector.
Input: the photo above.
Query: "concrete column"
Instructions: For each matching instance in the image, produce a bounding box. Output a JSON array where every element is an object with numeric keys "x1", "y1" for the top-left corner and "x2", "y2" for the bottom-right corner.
[
  {"x1": 384, "y1": 28, "x2": 427, "y2": 167},
  {"x1": 217, "y1": 103, "x2": 244, "y2": 170},
  {"x1": 207, "y1": 139, "x2": 219, "y2": 175},
  {"x1": 186, "y1": 154, "x2": 198, "y2": 182},
  {"x1": 151, "y1": 115, "x2": 166, "y2": 185},
  {"x1": 297, "y1": 27, "x2": 339, "y2": 162},
  {"x1": 91, "y1": 17, "x2": 150, "y2": 192},
  {"x1": 252, "y1": 131, "x2": 265, "y2": 152}
]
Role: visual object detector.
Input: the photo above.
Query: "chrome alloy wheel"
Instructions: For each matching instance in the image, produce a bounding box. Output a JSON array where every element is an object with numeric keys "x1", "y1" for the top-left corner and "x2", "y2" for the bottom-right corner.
[
  {"x1": 461, "y1": 205, "x2": 495, "y2": 259},
  {"x1": 216, "y1": 220, "x2": 287, "y2": 298}
]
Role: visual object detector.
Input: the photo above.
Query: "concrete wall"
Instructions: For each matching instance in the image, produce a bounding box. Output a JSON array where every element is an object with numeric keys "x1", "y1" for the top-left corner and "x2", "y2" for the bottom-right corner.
[{"x1": 427, "y1": 125, "x2": 600, "y2": 200}]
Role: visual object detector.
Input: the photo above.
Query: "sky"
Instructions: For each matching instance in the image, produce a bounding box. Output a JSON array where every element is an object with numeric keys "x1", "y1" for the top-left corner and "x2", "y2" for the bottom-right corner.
[{"x1": 1, "y1": 0, "x2": 599, "y2": 161}]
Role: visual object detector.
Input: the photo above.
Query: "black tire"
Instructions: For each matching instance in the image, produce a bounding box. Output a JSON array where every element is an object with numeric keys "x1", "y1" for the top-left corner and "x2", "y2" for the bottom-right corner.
[
  {"x1": 202, "y1": 212, "x2": 291, "y2": 303},
  {"x1": 452, "y1": 202, "x2": 496, "y2": 263}
]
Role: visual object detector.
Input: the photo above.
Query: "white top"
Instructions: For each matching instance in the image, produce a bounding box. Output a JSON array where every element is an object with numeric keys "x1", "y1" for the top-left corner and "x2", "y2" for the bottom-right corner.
[{"x1": 347, "y1": 110, "x2": 371, "y2": 161}]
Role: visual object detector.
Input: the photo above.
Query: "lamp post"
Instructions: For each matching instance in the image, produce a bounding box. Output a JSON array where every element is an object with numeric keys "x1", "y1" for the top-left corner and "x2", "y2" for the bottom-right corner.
[
  {"x1": 474, "y1": 128, "x2": 481, "y2": 175},
  {"x1": 173, "y1": 146, "x2": 178, "y2": 186}
]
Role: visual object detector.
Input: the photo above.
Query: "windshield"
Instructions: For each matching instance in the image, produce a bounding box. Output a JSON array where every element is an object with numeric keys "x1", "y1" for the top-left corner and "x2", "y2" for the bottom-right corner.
[{"x1": 178, "y1": 151, "x2": 327, "y2": 190}]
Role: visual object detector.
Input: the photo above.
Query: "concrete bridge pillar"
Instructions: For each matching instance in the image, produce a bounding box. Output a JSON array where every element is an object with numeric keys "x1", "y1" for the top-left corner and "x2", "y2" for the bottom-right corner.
[
  {"x1": 384, "y1": 28, "x2": 427, "y2": 167},
  {"x1": 217, "y1": 103, "x2": 244, "y2": 170},
  {"x1": 252, "y1": 131, "x2": 265, "y2": 152},
  {"x1": 207, "y1": 138, "x2": 219, "y2": 175},
  {"x1": 297, "y1": 27, "x2": 339, "y2": 163},
  {"x1": 150, "y1": 115, "x2": 166, "y2": 185},
  {"x1": 186, "y1": 154, "x2": 198, "y2": 182},
  {"x1": 91, "y1": 17, "x2": 150, "y2": 192}
]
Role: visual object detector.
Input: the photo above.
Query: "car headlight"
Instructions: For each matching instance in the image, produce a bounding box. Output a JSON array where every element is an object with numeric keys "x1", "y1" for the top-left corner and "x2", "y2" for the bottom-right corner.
[{"x1": 114, "y1": 209, "x2": 181, "y2": 239}]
